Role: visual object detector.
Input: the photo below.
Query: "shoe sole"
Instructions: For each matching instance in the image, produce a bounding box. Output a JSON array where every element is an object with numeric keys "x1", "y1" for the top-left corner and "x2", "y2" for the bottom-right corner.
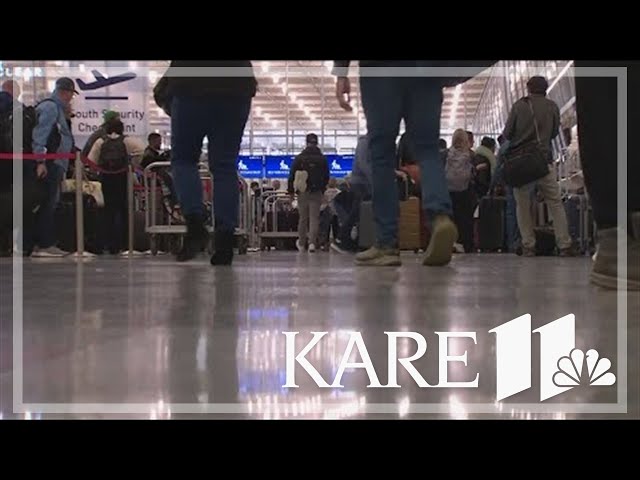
[
  {"x1": 591, "y1": 271, "x2": 640, "y2": 291},
  {"x1": 355, "y1": 256, "x2": 401, "y2": 266},
  {"x1": 423, "y1": 222, "x2": 458, "y2": 266}
]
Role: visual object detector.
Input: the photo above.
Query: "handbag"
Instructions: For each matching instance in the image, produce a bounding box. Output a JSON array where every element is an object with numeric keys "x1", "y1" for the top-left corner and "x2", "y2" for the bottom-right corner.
[
  {"x1": 61, "y1": 177, "x2": 105, "y2": 208},
  {"x1": 502, "y1": 99, "x2": 551, "y2": 188}
]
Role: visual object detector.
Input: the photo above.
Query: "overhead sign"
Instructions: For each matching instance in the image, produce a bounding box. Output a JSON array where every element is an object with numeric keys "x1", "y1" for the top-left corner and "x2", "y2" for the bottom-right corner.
[
  {"x1": 71, "y1": 62, "x2": 147, "y2": 149},
  {"x1": 327, "y1": 154, "x2": 354, "y2": 178},
  {"x1": 237, "y1": 155, "x2": 264, "y2": 179},
  {"x1": 265, "y1": 155, "x2": 295, "y2": 178}
]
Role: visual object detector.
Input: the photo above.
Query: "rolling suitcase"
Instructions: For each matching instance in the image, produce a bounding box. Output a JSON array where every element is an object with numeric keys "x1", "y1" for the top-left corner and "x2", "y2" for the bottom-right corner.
[
  {"x1": 478, "y1": 196, "x2": 506, "y2": 251},
  {"x1": 563, "y1": 194, "x2": 591, "y2": 253},
  {"x1": 398, "y1": 197, "x2": 422, "y2": 250},
  {"x1": 534, "y1": 226, "x2": 557, "y2": 256},
  {"x1": 55, "y1": 193, "x2": 102, "y2": 253}
]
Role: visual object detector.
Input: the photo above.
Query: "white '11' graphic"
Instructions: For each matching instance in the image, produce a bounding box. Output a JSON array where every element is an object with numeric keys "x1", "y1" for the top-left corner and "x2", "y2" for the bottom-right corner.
[{"x1": 489, "y1": 314, "x2": 575, "y2": 402}]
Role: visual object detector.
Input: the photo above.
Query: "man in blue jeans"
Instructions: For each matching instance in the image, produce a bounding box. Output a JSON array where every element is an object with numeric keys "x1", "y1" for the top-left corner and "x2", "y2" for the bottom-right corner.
[
  {"x1": 332, "y1": 61, "x2": 460, "y2": 266},
  {"x1": 164, "y1": 61, "x2": 256, "y2": 264},
  {"x1": 27, "y1": 77, "x2": 76, "y2": 257}
]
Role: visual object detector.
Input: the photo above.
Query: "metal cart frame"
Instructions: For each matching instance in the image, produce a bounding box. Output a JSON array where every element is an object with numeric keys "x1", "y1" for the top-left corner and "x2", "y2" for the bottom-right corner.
[{"x1": 142, "y1": 161, "x2": 250, "y2": 256}]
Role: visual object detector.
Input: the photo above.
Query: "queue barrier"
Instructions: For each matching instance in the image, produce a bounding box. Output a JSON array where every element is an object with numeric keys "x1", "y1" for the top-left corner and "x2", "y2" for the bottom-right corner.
[{"x1": 0, "y1": 151, "x2": 137, "y2": 258}]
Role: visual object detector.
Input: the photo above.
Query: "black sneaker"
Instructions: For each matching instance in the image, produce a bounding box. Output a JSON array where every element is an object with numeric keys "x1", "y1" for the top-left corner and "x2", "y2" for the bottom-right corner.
[{"x1": 176, "y1": 214, "x2": 208, "y2": 262}]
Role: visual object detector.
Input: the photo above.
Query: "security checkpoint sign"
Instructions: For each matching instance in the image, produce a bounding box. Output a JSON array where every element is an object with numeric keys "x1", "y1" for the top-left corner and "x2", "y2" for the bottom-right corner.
[{"x1": 71, "y1": 62, "x2": 147, "y2": 148}]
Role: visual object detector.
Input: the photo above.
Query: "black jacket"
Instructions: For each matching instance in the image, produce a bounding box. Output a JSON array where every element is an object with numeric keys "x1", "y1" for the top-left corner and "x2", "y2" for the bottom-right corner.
[
  {"x1": 141, "y1": 146, "x2": 164, "y2": 169},
  {"x1": 166, "y1": 60, "x2": 257, "y2": 98},
  {"x1": 288, "y1": 145, "x2": 329, "y2": 194},
  {"x1": 332, "y1": 60, "x2": 496, "y2": 87}
]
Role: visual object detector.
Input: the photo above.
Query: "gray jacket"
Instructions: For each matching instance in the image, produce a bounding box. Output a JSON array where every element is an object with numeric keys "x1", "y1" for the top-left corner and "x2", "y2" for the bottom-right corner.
[{"x1": 502, "y1": 94, "x2": 560, "y2": 162}]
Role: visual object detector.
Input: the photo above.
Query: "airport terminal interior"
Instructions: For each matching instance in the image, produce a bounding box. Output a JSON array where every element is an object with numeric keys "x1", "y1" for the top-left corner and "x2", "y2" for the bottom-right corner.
[{"x1": 0, "y1": 60, "x2": 638, "y2": 419}]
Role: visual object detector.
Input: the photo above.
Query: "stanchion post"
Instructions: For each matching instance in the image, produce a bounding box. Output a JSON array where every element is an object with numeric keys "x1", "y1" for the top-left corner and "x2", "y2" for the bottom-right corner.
[
  {"x1": 128, "y1": 165, "x2": 134, "y2": 258},
  {"x1": 75, "y1": 151, "x2": 84, "y2": 256}
]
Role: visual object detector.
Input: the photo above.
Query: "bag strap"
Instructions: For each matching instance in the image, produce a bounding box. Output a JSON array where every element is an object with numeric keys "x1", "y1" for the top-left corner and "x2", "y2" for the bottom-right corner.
[{"x1": 525, "y1": 97, "x2": 542, "y2": 145}]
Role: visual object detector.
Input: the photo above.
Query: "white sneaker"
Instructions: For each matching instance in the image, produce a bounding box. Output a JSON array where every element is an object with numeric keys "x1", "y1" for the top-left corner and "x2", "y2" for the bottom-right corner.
[
  {"x1": 330, "y1": 242, "x2": 349, "y2": 254},
  {"x1": 308, "y1": 243, "x2": 316, "y2": 253},
  {"x1": 120, "y1": 250, "x2": 145, "y2": 256},
  {"x1": 296, "y1": 239, "x2": 306, "y2": 252},
  {"x1": 32, "y1": 246, "x2": 68, "y2": 257}
]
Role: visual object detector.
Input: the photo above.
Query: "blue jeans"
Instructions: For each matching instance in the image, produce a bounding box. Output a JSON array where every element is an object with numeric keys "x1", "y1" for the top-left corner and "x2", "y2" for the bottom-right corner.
[
  {"x1": 505, "y1": 186, "x2": 521, "y2": 252},
  {"x1": 359, "y1": 77, "x2": 451, "y2": 248},
  {"x1": 24, "y1": 162, "x2": 63, "y2": 250},
  {"x1": 170, "y1": 95, "x2": 251, "y2": 232}
]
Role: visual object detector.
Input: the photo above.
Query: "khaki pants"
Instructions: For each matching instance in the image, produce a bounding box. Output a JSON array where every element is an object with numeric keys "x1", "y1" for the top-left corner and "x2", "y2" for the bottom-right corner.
[
  {"x1": 513, "y1": 170, "x2": 572, "y2": 250},
  {"x1": 297, "y1": 191, "x2": 323, "y2": 247}
]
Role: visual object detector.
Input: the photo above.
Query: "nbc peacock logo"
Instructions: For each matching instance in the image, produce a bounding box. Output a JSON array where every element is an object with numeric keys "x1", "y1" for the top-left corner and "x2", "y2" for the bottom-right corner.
[
  {"x1": 491, "y1": 314, "x2": 618, "y2": 401},
  {"x1": 552, "y1": 348, "x2": 616, "y2": 388}
]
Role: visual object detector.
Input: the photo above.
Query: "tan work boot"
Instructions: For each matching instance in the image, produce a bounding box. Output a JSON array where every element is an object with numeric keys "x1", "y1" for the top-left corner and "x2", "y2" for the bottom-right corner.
[
  {"x1": 355, "y1": 246, "x2": 401, "y2": 266},
  {"x1": 423, "y1": 215, "x2": 458, "y2": 266}
]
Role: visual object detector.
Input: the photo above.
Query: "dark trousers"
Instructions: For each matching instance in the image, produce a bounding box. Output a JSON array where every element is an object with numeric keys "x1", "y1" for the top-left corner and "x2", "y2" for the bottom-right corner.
[
  {"x1": 337, "y1": 183, "x2": 369, "y2": 250},
  {"x1": 23, "y1": 162, "x2": 64, "y2": 250},
  {"x1": 360, "y1": 76, "x2": 451, "y2": 248},
  {"x1": 2, "y1": 162, "x2": 48, "y2": 254},
  {"x1": 575, "y1": 61, "x2": 640, "y2": 229},
  {"x1": 170, "y1": 94, "x2": 251, "y2": 232},
  {"x1": 450, "y1": 188, "x2": 474, "y2": 253},
  {"x1": 101, "y1": 172, "x2": 128, "y2": 253}
]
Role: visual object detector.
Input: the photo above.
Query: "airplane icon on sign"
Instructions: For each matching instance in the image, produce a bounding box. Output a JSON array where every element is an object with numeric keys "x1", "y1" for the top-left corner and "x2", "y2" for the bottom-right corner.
[{"x1": 76, "y1": 70, "x2": 137, "y2": 91}]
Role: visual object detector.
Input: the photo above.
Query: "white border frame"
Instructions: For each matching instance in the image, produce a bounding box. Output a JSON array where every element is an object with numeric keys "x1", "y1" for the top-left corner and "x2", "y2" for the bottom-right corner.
[{"x1": 11, "y1": 64, "x2": 628, "y2": 416}]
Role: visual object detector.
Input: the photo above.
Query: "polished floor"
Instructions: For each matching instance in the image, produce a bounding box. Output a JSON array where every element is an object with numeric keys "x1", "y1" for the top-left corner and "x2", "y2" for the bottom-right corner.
[{"x1": 0, "y1": 251, "x2": 638, "y2": 419}]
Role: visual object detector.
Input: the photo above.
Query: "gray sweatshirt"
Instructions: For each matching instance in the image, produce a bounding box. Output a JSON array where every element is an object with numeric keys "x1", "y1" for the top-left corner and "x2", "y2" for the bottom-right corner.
[{"x1": 502, "y1": 94, "x2": 560, "y2": 162}]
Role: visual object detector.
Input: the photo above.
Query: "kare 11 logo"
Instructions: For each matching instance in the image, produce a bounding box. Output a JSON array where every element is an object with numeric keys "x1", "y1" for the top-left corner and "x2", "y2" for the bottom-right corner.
[{"x1": 282, "y1": 314, "x2": 616, "y2": 402}]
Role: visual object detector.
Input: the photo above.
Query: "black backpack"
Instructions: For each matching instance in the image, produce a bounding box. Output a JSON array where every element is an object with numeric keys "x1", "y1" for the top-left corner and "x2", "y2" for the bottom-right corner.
[
  {"x1": 299, "y1": 149, "x2": 327, "y2": 192},
  {"x1": 98, "y1": 135, "x2": 129, "y2": 172},
  {"x1": 0, "y1": 104, "x2": 37, "y2": 154},
  {"x1": 0, "y1": 99, "x2": 60, "y2": 155}
]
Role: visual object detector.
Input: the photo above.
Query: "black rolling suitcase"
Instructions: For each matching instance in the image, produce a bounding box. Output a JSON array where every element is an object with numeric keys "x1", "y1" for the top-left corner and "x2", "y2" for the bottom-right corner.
[
  {"x1": 478, "y1": 196, "x2": 506, "y2": 252},
  {"x1": 563, "y1": 194, "x2": 591, "y2": 254},
  {"x1": 55, "y1": 192, "x2": 102, "y2": 253}
]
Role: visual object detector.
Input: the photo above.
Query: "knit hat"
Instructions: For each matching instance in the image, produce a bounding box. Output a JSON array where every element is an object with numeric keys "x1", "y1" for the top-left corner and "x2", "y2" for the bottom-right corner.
[{"x1": 103, "y1": 110, "x2": 120, "y2": 123}]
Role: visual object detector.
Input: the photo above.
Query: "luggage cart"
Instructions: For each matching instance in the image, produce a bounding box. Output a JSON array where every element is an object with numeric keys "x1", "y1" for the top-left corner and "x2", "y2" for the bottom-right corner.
[
  {"x1": 143, "y1": 161, "x2": 211, "y2": 256},
  {"x1": 234, "y1": 175, "x2": 251, "y2": 254},
  {"x1": 258, "y1": 191, "x2": 299, "y2": 251},
  {"x1": 143, "y1": 161, "x2": 250, "y2": 256}
]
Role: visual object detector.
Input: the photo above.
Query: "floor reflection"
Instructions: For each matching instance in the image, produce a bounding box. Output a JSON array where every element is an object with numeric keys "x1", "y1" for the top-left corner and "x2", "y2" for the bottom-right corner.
[{"x1": 0, "y1": 252, "x2": 637, "y2": 419}]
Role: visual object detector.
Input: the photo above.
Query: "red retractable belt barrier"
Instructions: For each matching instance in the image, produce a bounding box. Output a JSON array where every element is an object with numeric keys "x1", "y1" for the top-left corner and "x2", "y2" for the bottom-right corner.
[{"x1": 0, "y1": 152, "x2": 131, "y2": 175}]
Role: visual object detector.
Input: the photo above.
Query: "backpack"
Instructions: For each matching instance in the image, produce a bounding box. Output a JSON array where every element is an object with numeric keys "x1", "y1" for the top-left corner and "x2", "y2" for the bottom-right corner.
[
  {"x1": 298, "y1": 149, "x2": 326, "y2": 192},
  {"x1": 98, "y1": 135, "x2": 129, "y2": 172},
  {"x1": 445, "y1": 148, "x2": 473, "y2": 192},
  {"x1": 0, "y1": 104, "x2": 38, "y2": 154}
]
